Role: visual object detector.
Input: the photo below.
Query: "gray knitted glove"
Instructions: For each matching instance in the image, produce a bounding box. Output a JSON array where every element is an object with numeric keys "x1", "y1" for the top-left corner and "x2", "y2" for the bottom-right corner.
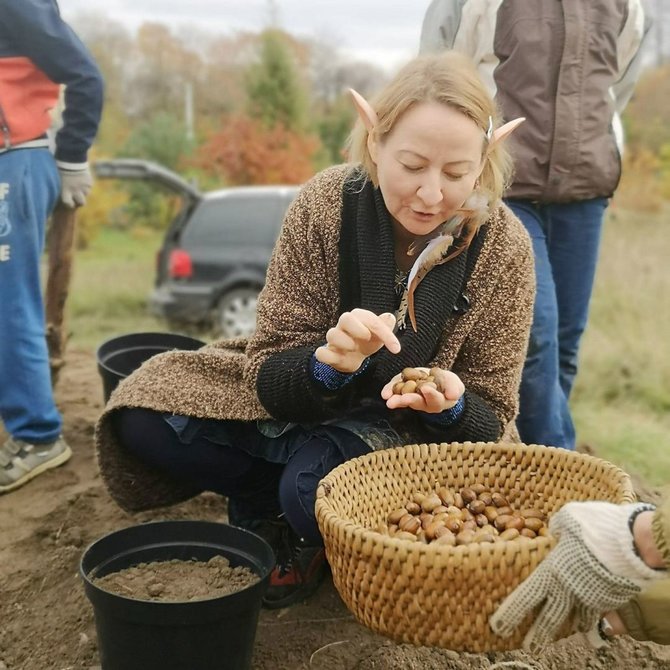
[
  {"x1": 57, "y1": 164, "x2": 93, "y2": 208},
  {"x1": 489, "y1": 501, "x2": 664, "y2": 654}
]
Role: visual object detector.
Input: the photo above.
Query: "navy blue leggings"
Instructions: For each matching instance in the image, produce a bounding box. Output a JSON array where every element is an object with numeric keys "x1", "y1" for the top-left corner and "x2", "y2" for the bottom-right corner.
[{"x1": 113, "y1": 408, "x2": 369, "y2": 544}]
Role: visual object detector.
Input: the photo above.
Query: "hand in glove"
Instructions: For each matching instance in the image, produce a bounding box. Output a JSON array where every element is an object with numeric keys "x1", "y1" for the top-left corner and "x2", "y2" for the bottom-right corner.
[
  {"x1": 57, "y1": 163, "x2": 93, "y2": 208},
  {"x1": 489, "y1": 501, "x2": 665, "y2": 654}
]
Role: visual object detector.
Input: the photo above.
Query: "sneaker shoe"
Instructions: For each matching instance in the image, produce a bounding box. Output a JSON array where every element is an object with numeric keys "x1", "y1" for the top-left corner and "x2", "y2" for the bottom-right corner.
[
  {"x1": 0, "y1": 435, "x2": 72, "y2": 494},
  {"x1": 261, "y1": 520, "x2": 327, "y2": 610}
]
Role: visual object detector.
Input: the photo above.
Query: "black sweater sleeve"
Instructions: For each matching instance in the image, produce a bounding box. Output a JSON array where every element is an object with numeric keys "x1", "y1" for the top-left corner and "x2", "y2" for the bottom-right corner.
[
  {"x1": 417, "y1": 390, "x2": 502, "y2": 444},
  {"x1": 255, "y1": 346, "x2": 366, "y2": 422},
  {"x1": 258, "y1": 346, "x2": 502, "y2": 443}
]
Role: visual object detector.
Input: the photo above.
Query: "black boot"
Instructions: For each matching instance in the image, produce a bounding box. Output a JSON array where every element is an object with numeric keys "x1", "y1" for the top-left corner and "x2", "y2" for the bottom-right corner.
[{"x1": 261, "y1": 518, "x2": 327, "y2": 609}]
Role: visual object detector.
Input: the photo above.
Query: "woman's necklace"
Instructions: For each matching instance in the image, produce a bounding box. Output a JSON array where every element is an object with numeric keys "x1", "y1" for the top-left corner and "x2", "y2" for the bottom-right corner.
[{"x1": 394, "y1": 266, "x2": 409, "y2": 296}]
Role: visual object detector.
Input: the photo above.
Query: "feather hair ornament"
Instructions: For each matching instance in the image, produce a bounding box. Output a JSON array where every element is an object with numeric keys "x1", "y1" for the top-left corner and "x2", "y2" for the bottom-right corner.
[{"x1": 397, "y1": 190, "x2": 490, "y2": 332}]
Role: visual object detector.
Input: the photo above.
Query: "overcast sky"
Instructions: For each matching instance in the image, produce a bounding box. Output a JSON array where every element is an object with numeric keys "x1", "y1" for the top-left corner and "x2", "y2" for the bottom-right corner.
[{"x1": 59, "y1": 0, "x2": 432, "y2": 72}]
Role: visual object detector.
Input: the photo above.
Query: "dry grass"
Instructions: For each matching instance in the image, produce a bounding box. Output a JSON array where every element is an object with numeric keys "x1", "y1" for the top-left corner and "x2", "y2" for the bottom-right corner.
[
  {"x1": 571, "y1": 196, "x2": 670, "y2": 485},
  {"x1": 56, "y1": 226, "x2": 167, "y2": 351}
]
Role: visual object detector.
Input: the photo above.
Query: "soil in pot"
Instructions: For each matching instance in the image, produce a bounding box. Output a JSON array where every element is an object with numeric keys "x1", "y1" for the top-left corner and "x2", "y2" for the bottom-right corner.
[{"x1": 92, "y1": 555, "x2": 259, "y2": 602}]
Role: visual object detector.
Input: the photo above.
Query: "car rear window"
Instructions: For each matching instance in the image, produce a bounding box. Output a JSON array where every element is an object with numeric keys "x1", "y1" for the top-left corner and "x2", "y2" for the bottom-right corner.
[{"x1": 181, "y1": 195, "x2": 282, "y2": 247}]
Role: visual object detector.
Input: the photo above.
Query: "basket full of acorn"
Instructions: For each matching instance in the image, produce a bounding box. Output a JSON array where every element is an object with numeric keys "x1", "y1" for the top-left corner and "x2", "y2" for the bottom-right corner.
[{"x1": 315, "y1": 439, "x2": 635, "y2": 652}]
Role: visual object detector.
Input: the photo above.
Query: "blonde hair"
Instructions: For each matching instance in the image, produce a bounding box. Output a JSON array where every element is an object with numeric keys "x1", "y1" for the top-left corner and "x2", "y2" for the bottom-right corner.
[{"x1": 347, "y1": 51, "x2": 512, "y2": 202}]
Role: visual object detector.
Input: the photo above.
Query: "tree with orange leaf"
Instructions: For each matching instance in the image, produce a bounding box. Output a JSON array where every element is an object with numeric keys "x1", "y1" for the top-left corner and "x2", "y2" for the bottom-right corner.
[{"x1": 192, "y1": 115, "x2": 319, "y2": 185}]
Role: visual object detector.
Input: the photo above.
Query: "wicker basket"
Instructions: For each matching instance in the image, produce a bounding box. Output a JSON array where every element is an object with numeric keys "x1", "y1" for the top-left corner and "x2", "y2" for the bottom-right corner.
[{"x1": 315, "y1": 441, "x2": 635, "y2": 652}]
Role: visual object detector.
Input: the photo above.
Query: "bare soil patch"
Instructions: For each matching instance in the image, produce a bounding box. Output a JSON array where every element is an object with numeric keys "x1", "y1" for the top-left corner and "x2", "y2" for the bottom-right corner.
[
  {"x1": 0, "y1": 349, "x2": 668, "y2": 669},
  {"x1": 92, "y1": 556, "x2": 259, "y2": 602}
]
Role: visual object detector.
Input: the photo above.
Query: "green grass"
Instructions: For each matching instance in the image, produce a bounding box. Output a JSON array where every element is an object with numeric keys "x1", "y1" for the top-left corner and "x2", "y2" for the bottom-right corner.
[
  {"x1": 60, "y1": 227, "x2": 169, "y2": 351},
  {"x1": 57, "y1": 204, "x2": 670, "y2": 486},
  {"x1": 571, "y1": 202, "x2": 670, "y2": 486},
  {"x1": 573, "y1": 404, "x2": 670, "y2": 486}
]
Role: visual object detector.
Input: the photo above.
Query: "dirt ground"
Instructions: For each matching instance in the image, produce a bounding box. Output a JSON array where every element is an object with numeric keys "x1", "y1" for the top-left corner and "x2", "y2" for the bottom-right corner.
[{"x1": 1, "y1": 349, "x2": 669, "y2": 670}]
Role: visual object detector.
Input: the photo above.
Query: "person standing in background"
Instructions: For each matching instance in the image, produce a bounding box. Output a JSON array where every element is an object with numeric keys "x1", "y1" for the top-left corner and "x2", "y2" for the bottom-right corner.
[
  {"x1": 0, "y1": 0, "x2": 103, "y2": 493},
  {"x1": 420, "y1": 0, "x2": 651, "y2": 450}
]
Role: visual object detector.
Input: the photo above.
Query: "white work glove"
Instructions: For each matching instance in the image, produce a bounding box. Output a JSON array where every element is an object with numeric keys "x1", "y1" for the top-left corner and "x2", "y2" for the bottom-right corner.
[
  {"x1": 489, "y1": 501, "x2": 665, "y2": 654},
  {"x1": 57, "y1": 163, "x2": 93, "y2": 208}
]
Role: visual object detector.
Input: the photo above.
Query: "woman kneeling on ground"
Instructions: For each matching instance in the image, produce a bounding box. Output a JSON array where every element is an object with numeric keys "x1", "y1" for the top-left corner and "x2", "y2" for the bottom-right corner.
[{"x1": 95, "y1": 51, "x2": 534, "y2": 610}]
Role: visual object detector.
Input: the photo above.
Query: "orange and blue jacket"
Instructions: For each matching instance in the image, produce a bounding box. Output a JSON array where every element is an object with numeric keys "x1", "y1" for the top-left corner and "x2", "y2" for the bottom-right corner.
[{"x1": 0, "y1": 0, "x2": 103, "y2": 165}]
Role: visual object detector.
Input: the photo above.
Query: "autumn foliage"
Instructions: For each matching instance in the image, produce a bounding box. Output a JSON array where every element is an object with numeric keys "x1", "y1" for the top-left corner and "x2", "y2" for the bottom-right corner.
[
  {"x1": 614, "y1": 64, "x2": 670, "y2": 212},
  {"x1": 192, "y1": 115, "x2": 319, "y2": 185}
]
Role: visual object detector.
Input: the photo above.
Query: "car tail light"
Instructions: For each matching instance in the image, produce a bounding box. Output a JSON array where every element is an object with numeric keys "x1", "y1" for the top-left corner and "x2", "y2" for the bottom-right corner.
[{"x1": 169, "y1": 249, "x2": 193, "y2": 279}]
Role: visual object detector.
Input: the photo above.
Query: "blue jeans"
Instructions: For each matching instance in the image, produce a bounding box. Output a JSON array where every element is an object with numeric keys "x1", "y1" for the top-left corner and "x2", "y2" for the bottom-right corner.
[
  {"x1": 506, "y1": 198, "x2": 607, "y2": 450},
  {"x1": 0, "y1": 149, "x2": 61, "y2": 443},
  {"x1": 114, "y1": 409, "x2": 371, "y2": 545}
]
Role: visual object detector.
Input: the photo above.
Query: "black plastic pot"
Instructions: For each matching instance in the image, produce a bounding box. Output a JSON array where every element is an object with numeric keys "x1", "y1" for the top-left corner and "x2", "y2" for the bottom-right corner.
[
  {"x1": 96, "y1": 332, "x2": 205, "y2": 402},
  {"x1": 80, "y1": 520, "x2": 274, "y2": 670}
]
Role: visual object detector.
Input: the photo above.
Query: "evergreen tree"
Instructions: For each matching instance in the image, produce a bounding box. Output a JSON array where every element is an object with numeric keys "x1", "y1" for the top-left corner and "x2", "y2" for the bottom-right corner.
[
  {"x1": 117, "y1": 112, "x2": 193, "y2": 230},
  {"x1": 245, "y1": 29, "x2": 307, "y2": 131}
]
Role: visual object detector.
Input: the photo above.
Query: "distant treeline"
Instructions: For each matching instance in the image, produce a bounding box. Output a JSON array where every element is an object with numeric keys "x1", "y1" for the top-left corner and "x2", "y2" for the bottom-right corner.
[{"x1": 68, "y1": 11, "x2": 669, "y2": 241}]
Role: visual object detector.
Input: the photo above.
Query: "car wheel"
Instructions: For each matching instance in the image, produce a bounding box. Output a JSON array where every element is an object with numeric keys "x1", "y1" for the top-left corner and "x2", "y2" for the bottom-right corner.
[{"x1": 215, "y1": 287, "x2": 261, "y2": 339}]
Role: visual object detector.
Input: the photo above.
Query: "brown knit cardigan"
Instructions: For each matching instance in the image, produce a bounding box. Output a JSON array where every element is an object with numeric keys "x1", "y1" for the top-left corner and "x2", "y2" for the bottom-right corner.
[{"x1": 95, "y1": 165, "x2": 535, "y2": 512}]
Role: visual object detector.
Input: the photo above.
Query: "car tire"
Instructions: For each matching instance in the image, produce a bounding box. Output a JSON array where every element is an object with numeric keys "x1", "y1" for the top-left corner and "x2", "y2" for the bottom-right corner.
[{"x1": 215, "y1": 286, "x2": 261, "y2": 339}]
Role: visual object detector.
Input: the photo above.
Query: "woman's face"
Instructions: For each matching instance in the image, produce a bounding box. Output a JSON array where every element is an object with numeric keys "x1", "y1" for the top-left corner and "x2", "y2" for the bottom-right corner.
[{"x1": 370, "y1": 101, "x2": 485, "y2": 237}]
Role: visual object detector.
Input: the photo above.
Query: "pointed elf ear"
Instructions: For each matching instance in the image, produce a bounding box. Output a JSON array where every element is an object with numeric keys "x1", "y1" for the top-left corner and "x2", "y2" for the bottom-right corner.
[
  {"x1": 348, "y1": 88, "x2": 378, "y2": 133},
  {"x1": 489, "y1": 117, "x2": 525, "y2": 149}
]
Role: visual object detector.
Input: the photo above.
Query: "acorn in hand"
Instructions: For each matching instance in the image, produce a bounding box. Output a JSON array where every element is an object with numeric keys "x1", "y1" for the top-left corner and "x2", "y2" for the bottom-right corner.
[{"x1": 391, "y1": 367, "x2": 450, "y2": 396}]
